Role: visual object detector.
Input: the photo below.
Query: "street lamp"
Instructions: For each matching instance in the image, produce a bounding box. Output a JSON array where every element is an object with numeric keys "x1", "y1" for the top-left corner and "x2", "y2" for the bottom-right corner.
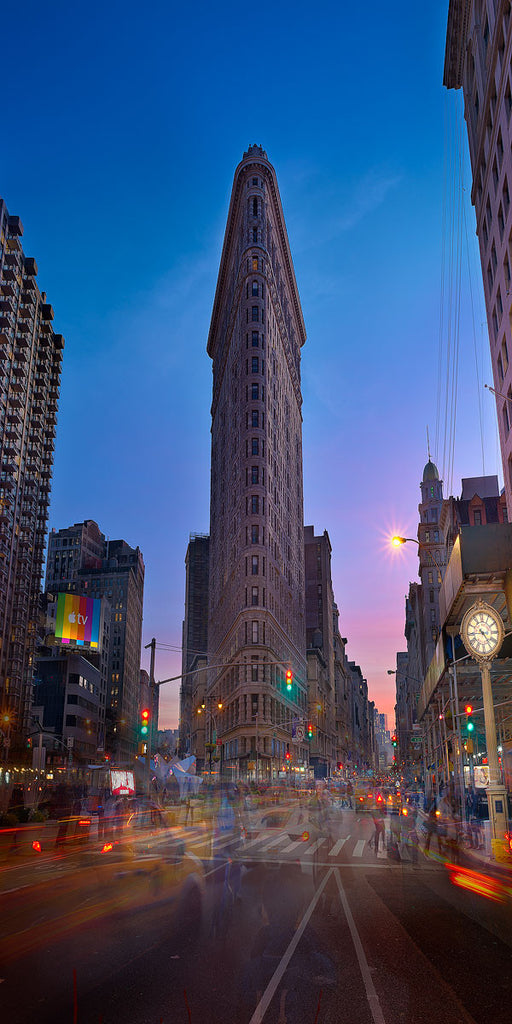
[
  {"x1": 197, "y1": 697, "x2": 223, "y2": 778},
  {"x1": 391, "y1": 536, "x2": 444, "y2": 578}
]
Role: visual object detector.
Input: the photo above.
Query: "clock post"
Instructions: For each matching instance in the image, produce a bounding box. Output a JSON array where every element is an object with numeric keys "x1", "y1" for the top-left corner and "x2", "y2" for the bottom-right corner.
[{"x1": 460, "y1": 600, "x2": 508, "y2": 862}]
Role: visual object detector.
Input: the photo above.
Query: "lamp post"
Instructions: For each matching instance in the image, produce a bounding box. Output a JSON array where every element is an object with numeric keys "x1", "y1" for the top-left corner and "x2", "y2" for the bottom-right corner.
[
  {"x1": 1, "y1": 711, "x2": 12, "y2": 763},
  {"x1": 391, "y1": 536, "x2": 444, "y2": 578},
  {"x1": 197, "y1": 697, "x2": 223, "y2": 778}
]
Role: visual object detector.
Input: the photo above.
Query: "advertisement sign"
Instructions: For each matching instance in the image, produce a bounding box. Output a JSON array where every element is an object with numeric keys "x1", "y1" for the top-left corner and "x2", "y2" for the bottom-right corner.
[
  {"x1": 110, "y1": 769, "x2": 135, "y2": 796},
  {"x1": 55, "y1": 593, "x2": 101, "y2": 649}
]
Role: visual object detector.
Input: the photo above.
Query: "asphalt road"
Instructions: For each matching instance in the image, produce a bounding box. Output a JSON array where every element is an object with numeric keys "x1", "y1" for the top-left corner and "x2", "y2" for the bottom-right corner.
[{"x1": 2, "y1": 808, "x2": 512, "y2": 1024}]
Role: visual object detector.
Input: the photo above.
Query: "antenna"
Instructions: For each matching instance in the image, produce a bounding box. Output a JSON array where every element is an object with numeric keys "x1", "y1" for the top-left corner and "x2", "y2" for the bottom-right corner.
[{"x1": 426, "y1": 425, "x2": 431, "y2": 461}]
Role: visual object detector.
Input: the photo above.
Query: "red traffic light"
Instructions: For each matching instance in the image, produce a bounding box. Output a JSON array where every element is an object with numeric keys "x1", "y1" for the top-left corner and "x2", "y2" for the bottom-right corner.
[
  {"x1": 285, "y1": 668, "x2": 293, "y2": 691},
  {"x1": 464, "y1": 704, "x2": 473, "y2": 715},
  {"x1": 141, "y1": 708, "x2": 150, "y2": 735}
]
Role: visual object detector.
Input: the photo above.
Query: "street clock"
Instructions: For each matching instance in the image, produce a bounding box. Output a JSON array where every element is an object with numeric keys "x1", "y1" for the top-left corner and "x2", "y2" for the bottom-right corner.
[{"x1": 460, "y1": 600, "x2": 504, "y2": 661}]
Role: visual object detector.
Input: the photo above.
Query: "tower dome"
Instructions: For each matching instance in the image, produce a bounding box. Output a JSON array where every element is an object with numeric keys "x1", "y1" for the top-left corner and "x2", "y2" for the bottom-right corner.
[{"x1": 422, "y1": 460, "x2": 439, "y2": 482}]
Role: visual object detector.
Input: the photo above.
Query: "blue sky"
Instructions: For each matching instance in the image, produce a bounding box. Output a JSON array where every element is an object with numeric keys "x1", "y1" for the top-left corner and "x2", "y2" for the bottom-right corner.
[{"x1": 2, "y1": 1, "x2": 501, "y2": 727}]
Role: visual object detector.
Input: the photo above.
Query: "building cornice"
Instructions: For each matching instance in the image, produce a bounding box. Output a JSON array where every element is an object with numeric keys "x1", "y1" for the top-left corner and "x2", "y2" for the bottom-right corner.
[{"x1": 443, "y1": 0, "x2": 472, "y2": 89}]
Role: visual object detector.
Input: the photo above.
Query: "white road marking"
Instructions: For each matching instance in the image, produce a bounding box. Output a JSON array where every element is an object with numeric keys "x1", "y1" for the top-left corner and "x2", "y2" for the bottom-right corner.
[
  {"x1": 248, "y1": 866, "x2": 334, "y2": 1024},
  {"x1": 329, "y1": 836, "x2": 349, "y2": 856},
  {"x1": 334, "y1": 869, "x2": 387, "y2": 1024},
  {"x1": 307, "y1": 837, "x2": 326, "y2": 855},
  {"x1": 257, "y1": 833, "x2": 289, "y2": 852},
  {"x1": 352, "y1": 839, "x2": 366, "y2": 858},
  {"x1": 280, "y1": 837, "x2": 308, "y2": 854}
]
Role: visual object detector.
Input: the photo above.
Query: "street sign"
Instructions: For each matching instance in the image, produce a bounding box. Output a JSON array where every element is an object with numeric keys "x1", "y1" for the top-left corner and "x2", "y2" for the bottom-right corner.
[{"x1": 293, "y1": 726, "x2": 305, "y2": 743}]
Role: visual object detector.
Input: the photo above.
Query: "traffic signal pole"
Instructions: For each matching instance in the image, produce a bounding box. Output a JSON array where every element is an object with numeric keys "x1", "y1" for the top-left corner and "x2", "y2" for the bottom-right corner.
[{"x1": 143, "y1": 638, "x2": 156, "y2": 798}]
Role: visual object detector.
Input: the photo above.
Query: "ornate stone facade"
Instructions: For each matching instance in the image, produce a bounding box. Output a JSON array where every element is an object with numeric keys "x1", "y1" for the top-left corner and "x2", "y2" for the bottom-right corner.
[{"x1": 206, "y1": 147, "x2": 308, "y2": 779}]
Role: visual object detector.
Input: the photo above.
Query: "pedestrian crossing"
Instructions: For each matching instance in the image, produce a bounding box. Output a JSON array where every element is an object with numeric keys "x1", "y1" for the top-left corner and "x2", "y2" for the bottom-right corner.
[{"x1": 175, "y1": 821, "x2": 416, "y2": 863}]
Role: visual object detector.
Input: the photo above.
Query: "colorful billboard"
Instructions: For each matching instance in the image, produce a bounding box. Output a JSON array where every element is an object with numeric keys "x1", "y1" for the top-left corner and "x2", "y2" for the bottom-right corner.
[{"x1": 54, "y1": 593, "x2": 101, "y2": 649}]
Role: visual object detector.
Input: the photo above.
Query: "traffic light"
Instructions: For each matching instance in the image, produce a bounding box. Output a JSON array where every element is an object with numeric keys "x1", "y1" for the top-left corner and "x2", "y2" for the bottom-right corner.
[
  {"x1": 307, "y1": 722, "x2": 314, "y2": 739},
  {"x1": 285, "y1": 750, "x2": 292, "y2": 761},
  {"x1": 285, "y1": 668, "x2": 293, "y2": 691},
  {"x1": 392, "y1": 733, "x2": 398, "y2": 748},
  {"x1": 140, "y1": 708, "x2": 150, "y2": 736},
  {"x1": 465, "y1": 704, "x2": 474, "y2": 733}
]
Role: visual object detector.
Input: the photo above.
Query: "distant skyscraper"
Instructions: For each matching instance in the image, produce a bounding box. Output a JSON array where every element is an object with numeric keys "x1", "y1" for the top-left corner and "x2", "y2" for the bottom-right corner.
[
  {"x1": 304, "y1": 526, "x2": 337, "y2": 778},
  {"x1": 206, "y1": 146, "x2": 308, "y2": 779},
  {"x1": 444, "y1": 2, "x2": 512, "y2": 511},
  {"x1": 180, "y1": 534, "x2": 209, "y2": 755},
  {"x1": 45, "y1": 520, "x2": 144, "y2": 762},
  {"x1": 0, "y1": 200, "x2": 64, "y2": 755}
]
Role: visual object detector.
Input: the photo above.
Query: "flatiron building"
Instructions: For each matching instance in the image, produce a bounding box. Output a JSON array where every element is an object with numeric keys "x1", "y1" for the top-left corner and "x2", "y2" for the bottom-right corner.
[{"x1": 206, "y1": 146, "x2": 308, "y2": 779}]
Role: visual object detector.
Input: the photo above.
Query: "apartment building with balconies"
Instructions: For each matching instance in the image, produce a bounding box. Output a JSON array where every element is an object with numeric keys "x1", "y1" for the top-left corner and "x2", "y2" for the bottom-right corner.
[{"x1": 0, "y1": 199, "x2": 64, "y2": 757}]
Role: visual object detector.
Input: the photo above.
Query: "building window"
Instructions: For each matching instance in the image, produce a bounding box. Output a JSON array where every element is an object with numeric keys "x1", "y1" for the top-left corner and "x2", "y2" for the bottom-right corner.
[
  {"x1": 251, "y1": 586, "x2": 258, "y2": 606},
  {"x1": 252, "y1": 555, "x2": 259, "y2": 575},
  {"x1": 252, "y1": 307, "x2": 259, "y2": 323},
  {"x1": 252, "y1": 331, "x2": 259, "y2": 347},
  {"x1": 503, "y1": 402, "x2": 510, "y2": 435},
  {"x1": 251, "y1": 526, "x2": 259, "y2": 544},
  {"x1": 252, "y1": 228, "x2": 258, "y2": 243},
  {"x1": 252, "y1": 620, "x2": 259, "y2": 643},
  {"x1": 252, "y1": 281, "x2": 258, "y2": 296},
  {"x1": 473, "y1": 509, "x2": 482, "y2": 525},
  {"x1": 251, "y1": 466, "x2": 259, "y2": 484},
  {"x1": 252, "y1": 198, "x2": 258, "y2": 217},
  {"x1": 425, "y1": 530, "x2": 430, "y2": 542},
  {"x1": 429, "y1": 589, "x2": 434, "y2": 603},
  {"x1": 252, "y1": 357, "x2": 259, "y2": 373},
  {"x1": 493, "y1": 157, "x2": 499, "y2": 192},
  {"x1": 252, "y1": 258, "x2": 258, "y2": 271},
  {"x1": 427, "y1": 571, "x2": 433, "y2": 584},
  {"x1": 430, "y1": 609, "x2": 436, "y2": 623},
  {"x1": 251, "y1": 662, "x2": 259, "y2": 682},
  {"x1": 506, "y1": 78, "x2": 512, "y2": 119},
  {"x1": 252, "y1": 411, "x2": 259, "y2": 427},
  {"x1": 503, "y1": 339, "x2": 509, "y2": 373},
  {"x1": 251, "y1": 384, "x2": 259, "y2": 400},
  {"x1": 251, "y1": 438, "x2": 259, "y2": 455},
  {"x1": 251, "y1": 495, "x2": 259, "y2": 513}
]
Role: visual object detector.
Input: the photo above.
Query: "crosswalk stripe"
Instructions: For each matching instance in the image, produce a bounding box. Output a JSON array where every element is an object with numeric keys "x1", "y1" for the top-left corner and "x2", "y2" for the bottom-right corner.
[
  {"x1": 352, "y1": 839, "x2": 366, "y2": 858},
  {"x1": 280, "y1": 837, "x2": 308, "y2": 854},
  {"x1": 307, "y1": 838, "x2": 326, "y2": 855},
  {"x1": 258, "y1": 833, "x2": 289, "y2": 852},
  {"x1": 329, "y1": 836, "x2": 349, "y2": 856}
]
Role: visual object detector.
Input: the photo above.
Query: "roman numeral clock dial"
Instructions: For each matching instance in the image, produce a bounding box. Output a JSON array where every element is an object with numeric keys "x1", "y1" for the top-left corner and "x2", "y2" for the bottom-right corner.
[{"x1": 461, "y1": 602, "x2": 504, "y2": 661}]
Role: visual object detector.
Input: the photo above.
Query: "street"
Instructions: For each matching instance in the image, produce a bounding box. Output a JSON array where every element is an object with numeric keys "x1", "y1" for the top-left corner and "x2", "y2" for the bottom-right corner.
[{"x1": 2, "y1": 807, "x2": 512, "y2": 1023}]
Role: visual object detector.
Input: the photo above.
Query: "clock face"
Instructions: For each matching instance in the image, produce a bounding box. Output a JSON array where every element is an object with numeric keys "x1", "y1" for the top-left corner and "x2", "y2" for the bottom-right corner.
[{"x1": 463, "y1": 608, "x2": 502, "y2": 658}]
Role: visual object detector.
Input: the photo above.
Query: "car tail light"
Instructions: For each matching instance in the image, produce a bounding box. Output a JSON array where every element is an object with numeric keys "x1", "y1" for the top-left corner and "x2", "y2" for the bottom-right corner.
[
  {"x1": 101, "y1": 842, "x2": 113, "y2": 853},
  {"x1": 78, "y1": 819, "x2": 91, "y2": 828},
  {"x1": 32, "y1": 840, "x2": 42, "y2": 853}
]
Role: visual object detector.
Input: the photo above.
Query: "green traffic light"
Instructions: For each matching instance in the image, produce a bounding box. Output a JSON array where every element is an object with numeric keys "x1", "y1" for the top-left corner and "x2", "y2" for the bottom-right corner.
[{"x1": 467, "y1": 720, "x2": 474, "y2": 732}]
